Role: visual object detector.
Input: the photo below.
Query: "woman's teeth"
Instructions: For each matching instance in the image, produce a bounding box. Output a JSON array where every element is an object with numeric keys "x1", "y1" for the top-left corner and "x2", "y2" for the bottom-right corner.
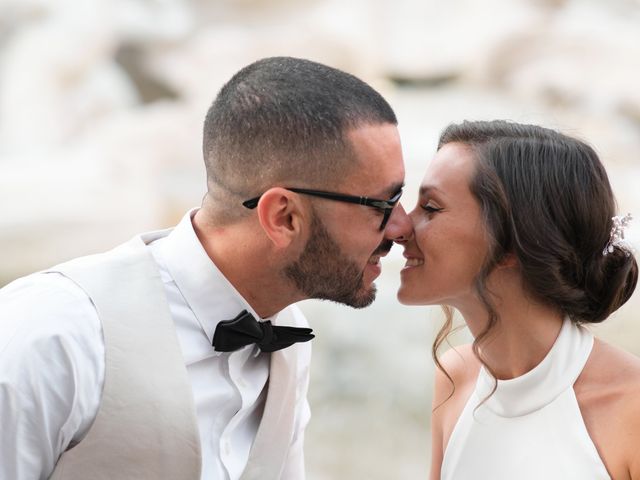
[{"x1": 404, "y1": 258, "x2": 424, "y2": 267}]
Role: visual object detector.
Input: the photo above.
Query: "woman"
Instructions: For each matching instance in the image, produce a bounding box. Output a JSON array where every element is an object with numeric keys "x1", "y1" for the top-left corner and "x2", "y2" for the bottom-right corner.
[{"x1": 398, "y1": 120, "x2": 639, "y2": 479}]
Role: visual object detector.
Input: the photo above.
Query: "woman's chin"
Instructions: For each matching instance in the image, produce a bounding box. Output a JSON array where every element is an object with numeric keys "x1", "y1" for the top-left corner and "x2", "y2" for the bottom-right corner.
[
  {"x1": 396, "y1": 287, "x2": 425, "y2": 306},
  {"x1": 397, "y1": 284, "x2": 445, "y2": 306}
]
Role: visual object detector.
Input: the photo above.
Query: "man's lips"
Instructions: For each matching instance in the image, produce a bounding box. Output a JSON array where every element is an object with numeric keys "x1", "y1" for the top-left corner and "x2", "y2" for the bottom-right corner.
[
  {"x1": 367, "y1": 255, "x2": 382, "y2": 265},
  {"x1": 372, "y1": 239, "x2": 393, "y2": 258}
]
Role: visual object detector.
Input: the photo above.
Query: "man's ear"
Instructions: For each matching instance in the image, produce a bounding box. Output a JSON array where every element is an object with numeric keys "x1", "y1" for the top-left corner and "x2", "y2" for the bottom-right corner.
[{"x1": 255, "y1": 187, "x2": 306, "y2": 248}]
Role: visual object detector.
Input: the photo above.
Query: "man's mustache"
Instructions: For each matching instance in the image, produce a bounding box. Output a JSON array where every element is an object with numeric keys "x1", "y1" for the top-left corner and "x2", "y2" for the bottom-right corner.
[{"x1": 373, "y1": 239, "x2": 394, "y2": 256}]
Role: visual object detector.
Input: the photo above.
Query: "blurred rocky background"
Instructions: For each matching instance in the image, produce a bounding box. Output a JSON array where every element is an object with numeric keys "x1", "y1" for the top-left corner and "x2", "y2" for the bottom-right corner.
[{"x1": 1, "y1": 0, "x2": 639, "y2": 478}]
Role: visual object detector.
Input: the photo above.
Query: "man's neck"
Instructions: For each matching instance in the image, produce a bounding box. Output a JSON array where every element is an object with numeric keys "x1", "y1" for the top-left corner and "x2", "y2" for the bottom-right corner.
[{"x1": 191, "y1": 209, "x2": 302, "y2": 318}]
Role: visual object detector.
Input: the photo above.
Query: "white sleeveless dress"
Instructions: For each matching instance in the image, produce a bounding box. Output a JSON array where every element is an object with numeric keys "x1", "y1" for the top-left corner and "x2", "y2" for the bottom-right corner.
[{"x1": 441, "y1": 318, "x2": 611, "y2": 479}]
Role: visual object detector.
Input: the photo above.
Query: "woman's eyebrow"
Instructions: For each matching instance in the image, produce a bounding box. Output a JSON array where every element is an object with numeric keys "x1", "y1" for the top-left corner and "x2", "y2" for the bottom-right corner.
[{"x1": 419, "y1": 185, "x2": 443, "y2": 197}]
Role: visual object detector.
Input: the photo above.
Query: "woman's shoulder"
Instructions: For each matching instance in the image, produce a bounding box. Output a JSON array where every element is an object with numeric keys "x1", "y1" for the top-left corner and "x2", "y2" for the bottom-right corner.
[
  {"x1": 435, "y1": 343, "x2": 482, "y2": 390},
  {"x1": 578, "y1": 337, "x2": 640, "y2": 397},
  {"x1": 575, "y1": 337, "x2": 640, "y2": 479},
  {"x1": 577, "y1": 337, "x2": 640, "y2": 422},
  {"x1": 430, "y1": 343, "x2": 482, "y2": 477},
  {"x1": 432, "y1": 343, "x2": 482, "y2": 426}
]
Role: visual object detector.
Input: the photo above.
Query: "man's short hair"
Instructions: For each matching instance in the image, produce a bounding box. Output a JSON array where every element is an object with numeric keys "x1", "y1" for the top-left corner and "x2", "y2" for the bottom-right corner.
[{"x1": 202, "y1": 56, "x2": 397, "y2": 223}]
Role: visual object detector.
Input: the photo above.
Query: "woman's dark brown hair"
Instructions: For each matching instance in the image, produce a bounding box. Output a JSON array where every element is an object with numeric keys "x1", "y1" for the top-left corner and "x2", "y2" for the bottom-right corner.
[{"x1": 433, "y1": 120, "x2": 638, "y2": 397}]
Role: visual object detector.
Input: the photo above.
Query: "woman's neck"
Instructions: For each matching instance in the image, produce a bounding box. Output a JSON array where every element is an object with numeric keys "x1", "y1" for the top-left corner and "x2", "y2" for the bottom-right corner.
[{"x1": 457, "y1": 270, "x2": 565, "y2": 380}]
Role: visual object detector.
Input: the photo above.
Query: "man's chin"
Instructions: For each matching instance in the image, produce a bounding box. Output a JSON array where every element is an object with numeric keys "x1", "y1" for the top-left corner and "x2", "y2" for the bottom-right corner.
[
  {"x1": 318, "y1": 281, "x2": 377, "y2": 309},
  {"x1": 345, "y1": 283, "x2": 377, "y2": 309}
]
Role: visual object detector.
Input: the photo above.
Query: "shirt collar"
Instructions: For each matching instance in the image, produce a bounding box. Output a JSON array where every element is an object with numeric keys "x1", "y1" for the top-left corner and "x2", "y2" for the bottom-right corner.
[{"x1": 157, "y1": 208, "x2": 277, "y2": 346}]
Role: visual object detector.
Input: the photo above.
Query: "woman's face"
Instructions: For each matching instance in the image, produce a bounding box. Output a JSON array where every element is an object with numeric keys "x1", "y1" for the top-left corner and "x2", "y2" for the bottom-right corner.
[{"x1": 398, "y1": 142, "x2": 490, "y2": 309}]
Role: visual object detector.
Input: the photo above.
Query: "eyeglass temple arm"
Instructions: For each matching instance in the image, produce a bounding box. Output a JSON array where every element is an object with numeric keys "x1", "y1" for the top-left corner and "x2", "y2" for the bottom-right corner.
[
  {"x1": 242, "y1": 190, "x2": 370, "y2": 209},
  {"x1": 242, "y1": 188, "x2": 400, "y2": 210},
  {"x1": 242, "y1": 197, "x2": 260, "y2": 209}
]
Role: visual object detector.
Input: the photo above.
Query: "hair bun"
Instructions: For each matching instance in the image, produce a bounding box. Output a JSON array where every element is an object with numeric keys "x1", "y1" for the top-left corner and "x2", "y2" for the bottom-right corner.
[{"x1": 578, "y1": 246, "x2": 638, "y2": 323}]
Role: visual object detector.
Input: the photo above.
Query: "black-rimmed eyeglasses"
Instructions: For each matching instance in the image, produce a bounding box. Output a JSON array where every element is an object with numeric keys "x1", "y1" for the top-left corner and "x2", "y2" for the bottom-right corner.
[{"x1": 242, "y1": 187, "x2": 403, "y2": 231}]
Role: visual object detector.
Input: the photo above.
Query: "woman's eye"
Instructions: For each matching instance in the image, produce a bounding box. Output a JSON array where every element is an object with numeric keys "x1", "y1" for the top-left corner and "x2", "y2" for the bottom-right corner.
[{"x1": 421, "y1": 204, "x2": 442, "y2": 214}]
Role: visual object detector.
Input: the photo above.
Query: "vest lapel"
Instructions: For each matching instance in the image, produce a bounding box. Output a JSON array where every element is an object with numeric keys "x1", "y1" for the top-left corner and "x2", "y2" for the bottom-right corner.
[{"x1": 240, "y1": 346, "x2": 298, "y2": 480}]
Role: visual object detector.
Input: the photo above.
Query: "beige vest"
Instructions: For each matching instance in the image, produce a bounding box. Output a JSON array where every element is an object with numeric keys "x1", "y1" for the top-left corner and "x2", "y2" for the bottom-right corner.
[{"x1": 48, "y1": 236, "x2": 300, "y2": 480}]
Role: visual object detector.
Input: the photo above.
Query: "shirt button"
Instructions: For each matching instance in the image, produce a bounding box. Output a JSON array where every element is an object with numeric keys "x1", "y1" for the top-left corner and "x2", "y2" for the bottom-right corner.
[
  {"x1": 223, "y1": 439, "x2": 232, "y2": 456},
  {"x1": 237, "y1": 377, "x2": 247, "y2": 389}
]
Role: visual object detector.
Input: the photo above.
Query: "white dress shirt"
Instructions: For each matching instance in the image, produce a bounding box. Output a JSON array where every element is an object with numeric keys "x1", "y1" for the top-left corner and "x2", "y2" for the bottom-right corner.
[{"x1": 0, "y1": 209, "x2": 311, "y2": 480}]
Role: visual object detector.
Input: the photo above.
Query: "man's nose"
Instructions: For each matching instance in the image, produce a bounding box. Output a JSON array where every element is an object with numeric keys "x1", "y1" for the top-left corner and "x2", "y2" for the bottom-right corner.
[{"x1": 384, "y1": 203, "x2": 413, "y2": 244}]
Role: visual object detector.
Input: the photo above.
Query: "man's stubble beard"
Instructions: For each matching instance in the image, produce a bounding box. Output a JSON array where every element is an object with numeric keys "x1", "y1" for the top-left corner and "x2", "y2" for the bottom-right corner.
[{"x1": 284, "y1": 213, "x2": 378, "y2": 309}]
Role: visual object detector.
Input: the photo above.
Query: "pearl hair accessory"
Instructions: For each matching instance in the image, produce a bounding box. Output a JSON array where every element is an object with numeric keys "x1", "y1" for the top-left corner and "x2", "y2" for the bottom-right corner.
[{"x1": 603, "y1": 213, "x2": 633, "y2": 256}]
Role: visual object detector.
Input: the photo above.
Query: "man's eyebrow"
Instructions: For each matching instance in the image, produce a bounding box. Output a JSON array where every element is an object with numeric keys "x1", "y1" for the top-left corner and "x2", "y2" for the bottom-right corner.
[{"x1": 384, "y1": 182, "x2": 405, "y2": 198}]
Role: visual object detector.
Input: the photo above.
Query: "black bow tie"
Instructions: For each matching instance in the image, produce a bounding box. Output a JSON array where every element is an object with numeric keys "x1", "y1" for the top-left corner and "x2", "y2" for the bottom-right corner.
[{"x1": 212, "y1": 310, "x2": 314, "y2": 353}]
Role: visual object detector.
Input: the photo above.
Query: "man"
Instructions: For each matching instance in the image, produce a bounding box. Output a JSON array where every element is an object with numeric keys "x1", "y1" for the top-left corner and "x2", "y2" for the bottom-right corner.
[{"x1": 0, "y1": 57, "x2": 411, "y2": 480}]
